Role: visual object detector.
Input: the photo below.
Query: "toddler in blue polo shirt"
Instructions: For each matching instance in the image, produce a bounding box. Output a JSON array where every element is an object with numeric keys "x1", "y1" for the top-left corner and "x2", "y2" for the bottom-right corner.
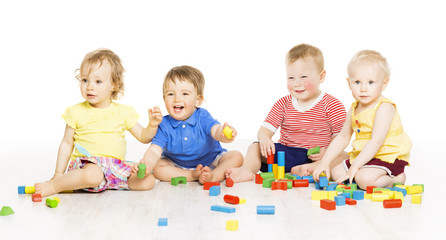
[{"x1": 132, "y1": 65, "x2": 243, "y2": 183}]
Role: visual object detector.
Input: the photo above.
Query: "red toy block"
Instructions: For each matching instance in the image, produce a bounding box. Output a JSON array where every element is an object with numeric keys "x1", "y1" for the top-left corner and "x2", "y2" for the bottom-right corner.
[
  {"x1": 293, "y1": 179, "x2": 309, "y2": 187},
  {"x1": 271, "y1": 181, "x2": 287, "y2": 190},
  {"x1": 226, "y1": 178, "x2": 234, "y2": 187},
  {"x1": 32, "y1": 193, "x2": 42, "y2": 202},
  {"x1": 203, "y1": 182, "x2": 220, "y2": 190},
  {"x1": 367, "y1": 186, "x2": 377, "y2": 194},
  {"x1": 344, "y1": 186, "x2": 351, "y2": 190},
  {"x1": 224, "y1": 194, "x2": 240, "y2": 204},
  {"x1": 320, "y1": 199, "x2": 336, "y2": 210},
  {"x1": 345, "y1": 198, "x2": 357, "y2": 205},
  {"x1": 255, "y1": 174, "x2": 263, "y2": 184},
  {"x1": 267, "y1": 154, "x2": 274, "y2": 164},
  {"x1": 383, "y1": 199, "x2": 402, "y2": 208}
]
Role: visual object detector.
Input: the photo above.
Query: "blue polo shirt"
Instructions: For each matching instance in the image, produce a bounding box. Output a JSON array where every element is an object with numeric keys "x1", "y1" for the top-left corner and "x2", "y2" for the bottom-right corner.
[{"x1": 152, "y1": 108, "x2": 226, "y2": 168}]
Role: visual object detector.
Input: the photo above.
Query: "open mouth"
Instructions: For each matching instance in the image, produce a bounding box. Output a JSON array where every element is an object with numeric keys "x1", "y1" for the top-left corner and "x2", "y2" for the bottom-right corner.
[
  {"x1": 295, "y1": 90, "x2": 305, "y2": 94},
  {"x1": 173, "y1": 105, "x2": 184, "y2": 112},
  {"x1": 87, "y1": 94, "x2": 96, "y2": 98}
]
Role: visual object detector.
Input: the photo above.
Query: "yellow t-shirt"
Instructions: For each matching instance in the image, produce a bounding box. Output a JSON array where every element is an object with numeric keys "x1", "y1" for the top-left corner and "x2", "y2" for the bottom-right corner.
[
  {"x1": 62, "y1": 101, "x2": 139, "y2": 161},
  {"x1": 349, "y1": 98, "x2": 411, "y2": 164}
]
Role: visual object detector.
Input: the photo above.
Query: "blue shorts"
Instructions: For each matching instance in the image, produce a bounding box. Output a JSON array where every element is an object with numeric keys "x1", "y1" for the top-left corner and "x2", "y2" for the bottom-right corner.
[{"x1": 260, "y1": 143, "x2": 311, "y2": 172}]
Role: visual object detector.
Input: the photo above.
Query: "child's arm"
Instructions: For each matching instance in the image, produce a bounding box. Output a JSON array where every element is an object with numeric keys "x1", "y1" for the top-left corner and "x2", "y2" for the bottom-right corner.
[
  {"x1": 131, "y1": 144, "x2": 163, "y2": 175},
  {"x1": 336, "y1": 103, "x2": 395, "y2": 184},
  {"x1": 129, "y1": 107, "x2": 163, "y2": 144},
  {"x1": 257, "y1": 126, "x2": 275, "y2": 158},
  {"x1": 211, "y1": 122, "x2": 238, "y2": 143},
  {"x1": 52, "y1": 125, "x2": 75, "y2": 179},
  {"x1": 313, "y1": 109, "x2": 354, "y2": 181}
]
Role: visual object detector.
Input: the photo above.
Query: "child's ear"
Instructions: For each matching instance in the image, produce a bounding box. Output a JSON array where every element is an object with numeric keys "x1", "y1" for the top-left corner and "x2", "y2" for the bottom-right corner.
[
  {"x1": 382, "y1": 77, "x2": 390, "y2": 91},
  {"x1": 319, "y1": 70, "x2": 326, "y2": 83},
  {"x1": 196, "y1": 95, "x2": 204, "y2": 107}
]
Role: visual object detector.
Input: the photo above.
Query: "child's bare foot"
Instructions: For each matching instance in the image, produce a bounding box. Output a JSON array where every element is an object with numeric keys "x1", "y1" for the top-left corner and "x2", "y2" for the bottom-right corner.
[
  {"x1": 35, "y1": 181, "x2": 57, "y2": 197},
  {"x1": 198, "y1": 166, "x2": 213, "y2": 184},
  {"x1": 191, "y1": 164, "x2": 204, "y2": 181},
  {"x1": 291, "y1": 162, "x2": 318, "y2": 176},
  {"x1": 224, "y1": 167, "x2": 254, "y2": 183}
]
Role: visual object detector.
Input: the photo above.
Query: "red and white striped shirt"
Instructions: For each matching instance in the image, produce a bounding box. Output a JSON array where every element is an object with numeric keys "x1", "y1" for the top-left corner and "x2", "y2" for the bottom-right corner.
[{"x1": 263, "y1": 93, "x2": 346, "y2": 149}]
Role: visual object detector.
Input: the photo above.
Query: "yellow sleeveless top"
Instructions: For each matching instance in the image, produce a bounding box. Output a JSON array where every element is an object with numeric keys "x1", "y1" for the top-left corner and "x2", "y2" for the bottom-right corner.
[{"x1": 349, "y1": 98, "x2": 411, "y2": 164}]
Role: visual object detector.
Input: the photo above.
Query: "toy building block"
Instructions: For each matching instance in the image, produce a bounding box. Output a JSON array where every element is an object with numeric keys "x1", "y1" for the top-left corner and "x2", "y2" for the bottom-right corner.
[
  {"x1": 372, "y1": 193, "x2": 390, "y2": 202},
  {"x1": 267, "y1": 154, "x2": 274, "y2": 164},
  {"x1": 318, "y1": 176, "x2": 328, "y2": 188},
  {"x1": 137, "y1": 163, "x2": 146, "y2": 179},
  {"x1": 260, "y1": 172, "x2": 274, "y2": 179},
  {"x1": 46, "y1": 197, "x2": 60, "y2": 208},
  {"x1": 343, "y1": 189, "x2": 354, "y2": 199},
  {"x1": 347, "y1": 183, "x2": 358, "y2": 191},
  {"x1": 226, "y1": 220, "x2": 239, "y2": 231},
  {"x1": 277, "y1": 166, "x2": 285, "y2": 180},
  {"x1": 311, "y1": 191, "x2": 328, "y2": 200},
  {"x1": 412, "y1": 195, "x2": 422, "y2": 204},
  {"x1": 352, "y1": 191, "x2": 364, "y2": 200},
  {"x1": 366, "y1": 186, "x2": 377, "y2": 194},
  {"x1": 302, "y1": 175, "x2": 315, "y2": 183},
  {"x1": 320, "y1": 199, "x2": 336, "y2": 211},
  {"x1": 171, "y1": 176, "x2": 187, "y2": 186},
  {"x1": 335, "y1": 195, "x2": 346, "y2": 206},
  {"x1": 224, "y1": 194, "x2": 240, "y2": 205},
  {"x1": 263, "y1": 178, "x2": 275, "y2": 188},
  {"x1": 383, "y1": 191, "x2": 395, "y2": 199},
  {"x1": 292, "y1": 174, "x2": 303, "y2": 180},
  {"x1": 341, "y1": 192, "x2": 351, "y2": 199},
  {"x1": 257, "y1": 205, "x2": 275, "y2": 215},
  {"x1": 406, "y1": 185, "x2": 423, "y2": 195},
  {"x1": 345, "y1": 198, "x2": 357, "y2": 205},
  {"x1": 25, "y1": 186, "x2": 36, "y2": 194},
  {"x1": 223, "y1": 125, "x2": 233, "y2": 139},
  {"x1": 390, "y1": 187, "x2": 407, "y2": 196},
  {"x1": 328, "y1": 191, "x2": 338, "y2": 201},
  {"x1": 293, "y1": 179, "x2": 309, "y2": 187},
  {"x1": 226, "y1": 178, "x2": 234, "y2": 187},
  {"x1": 0, "y1": 206, "x2": 14, "y2": 216},
  {"x1": 365, "y1": 193, "x2": 372, "y2": 199},
  {"x1": 326, "y1": 183, "x2": 338, "y2": 191},
  {"x1": 273, "y1": 164, "x2": 278, "y2": 179},
  {"x1": 203, "y1": 182, "x2": 220, "y2": 190},
  {"x1": 271, "y1": 181, "x2": 287, "y2": 191},
  {"x1": 284, "y1": 174, "x2": 297, "y2": 180},
  {"x1": 278, "y1": 179, "x2": 293, "y2": 189},
  {"x1": 158, "y1": 218, "x2": 168, "y2": 226},
  {"x1": 315, "y1": 182, "x2": 323, "y2": 190},
  {"x1": 239, "y1": 198, "x2": 246, "y2": 204},
  {"x1": 413, "y1": 184, "x2": 424, "y2": 192},
  {"x1": 392, "y1": 182, "x2": 403, "y2": 187},
  {"x1": 307, "y1": 146, "x2": 320, "y2": 156},
  {"x1": 32, "y1": 193, "x2": 42, "y2": 202},
  {"x1": 209, "y1": 186, "x2": 221, "y2": 196},
  {"x1": 255, "y1": 174, "x2": 264, "y2": 184},
  {"x1": 277, "y1": 151, "x2": 285, "y2": 166},
  {"x1": 18, "y1": 186, "x2": 26, "y2": 194},
  {"x1": 393, "y1": 192, "x2": 404, "y2": 202},
  {"x1": 268, "y1": 164, "x2": 273, "y2": 172},
  {"x1": 383, "y1": 199, "x2": 402, "y2": 208},
  {"x1": 211, "y1": 205, "x2": 235, "y2": 213}
]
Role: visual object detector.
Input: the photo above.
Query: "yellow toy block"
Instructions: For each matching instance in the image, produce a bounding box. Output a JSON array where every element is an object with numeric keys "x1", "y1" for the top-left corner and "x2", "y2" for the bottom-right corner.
[
  {"x1": 383, "y1": 191, "x2": 395, "y2": 199},
  {"x1": 223, "y1": 126, "x2": 233, "y2": 139},
  {"x1": 394, "y1": 192, "x2": 404, "y2": 202},
  {"x1": 328, "y1": 191, "x2": 338, "y2": 201},
  {"x1": 226, "y1": 220, "x2": 239, "y2": 231},
  {"x1": 412, "y1": 194, "x2": 422, "y2": 204},
  {"x1": 277, "y1": 166, "x2": 285, "y2": 179},
  {"x1": 25, "y1": 186, "x2": 36, "y2": 194},
  {"x1": 311, "y1": 191, "x2": 328, "y2": 200},
  {"x1": 406, "y1": 186, "x2": 423, "y2": 195},
  {"x1": 273, "y1": 164, "x2": 278, "y2": 179},
  {"x1": 394, "y1": 185, "x2": 410, "y2": 190},
  {"x1": 239, "y1": 198, "x2": 246, "y2": 204},
  {"x1": 365, "y1": 193, "x2": 372, "y2": 199},
  {"x1": 372, "y1": 193, "x2": 390, "y2": 202}
]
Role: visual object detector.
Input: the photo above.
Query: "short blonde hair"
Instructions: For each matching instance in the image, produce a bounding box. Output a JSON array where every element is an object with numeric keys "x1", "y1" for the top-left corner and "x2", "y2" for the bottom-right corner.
[
  {"x1": 76, "y1": 48, "x2": 125, "y2": 100},
  {"x1": 286, "y1": 44, "x2": 324, "y2": 72},
  {"x1": 163, "y1": 65, "x2": 205, "y2": 97},
  {"x1": 347, "y1": 50, "x2": 390, "y2": 79}
]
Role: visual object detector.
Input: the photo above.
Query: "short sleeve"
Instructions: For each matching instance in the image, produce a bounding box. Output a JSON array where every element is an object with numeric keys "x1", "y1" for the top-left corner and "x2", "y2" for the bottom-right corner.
[
  {"x1": 151, "y1": 117, "x2": 170, "y2": 150},
  {"x1": 124, "y1": 105, "x2": 140, "y2": 130},
  {"x1": 62, "y1": 106, "x2": 77, "y2": 129},
  {"x1": 198, "y1": 108, "x2": 220, "y2": 134},
  {"x1": 323, "y1": 94, "x2": 347, "y2": 134},
  {"x1": 264, "y1": 96, "x2": 288, "y2": 129}
]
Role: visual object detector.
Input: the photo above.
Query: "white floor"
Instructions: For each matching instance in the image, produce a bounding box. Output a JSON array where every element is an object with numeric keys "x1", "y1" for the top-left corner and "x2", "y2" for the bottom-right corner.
[{"x1": 1, "y1": 139, "x2": 445, "y2": 240}]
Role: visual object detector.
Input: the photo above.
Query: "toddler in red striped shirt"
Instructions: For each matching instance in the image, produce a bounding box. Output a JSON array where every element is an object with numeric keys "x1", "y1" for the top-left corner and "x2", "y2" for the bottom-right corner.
[{"x1": 226, "y1": 43, "x2": 348, "y2": 182}]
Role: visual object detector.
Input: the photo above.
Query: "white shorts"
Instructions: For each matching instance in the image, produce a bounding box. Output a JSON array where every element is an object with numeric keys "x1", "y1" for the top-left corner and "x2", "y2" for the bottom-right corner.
[{"x1": 163, "y1": 151, "x2": 228, "y2": 170}]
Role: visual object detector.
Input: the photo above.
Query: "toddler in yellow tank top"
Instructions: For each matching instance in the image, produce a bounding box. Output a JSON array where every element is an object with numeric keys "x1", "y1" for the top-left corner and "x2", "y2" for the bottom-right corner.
[{"x1": 313, "y1": 50, "x2": 412, "y2": 190}]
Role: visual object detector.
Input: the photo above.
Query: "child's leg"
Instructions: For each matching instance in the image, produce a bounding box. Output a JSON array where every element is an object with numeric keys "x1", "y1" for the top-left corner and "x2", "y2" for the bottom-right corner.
[
  {"x1": 200, "y1": 150, "x2": 243, "y2": 183},
  {"x1": 354, "y1": 168, "x2": 406, "y2": 190},
  {"x1": 128, "y1": 173, "x2": 156, "y2": 191},
  {"x1": 224, "y1": 143, "x2": 263, "y2": 182},
  {"x1": 291, "y1": 151, "x2": 349, "y2": 176},
  {"x1": 152, "y1": 159, "x2": 204, "y2": 182},
  {"x1": 35, "y1": 163, "x2": 104, "y2": 197}
]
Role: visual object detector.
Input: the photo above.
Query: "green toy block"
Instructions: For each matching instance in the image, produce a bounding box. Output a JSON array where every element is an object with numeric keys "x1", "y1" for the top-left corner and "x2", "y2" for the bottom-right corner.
[
  {"x1": 0, "y1": 206, "x2": 14, "y2": 216},
  {"x1": 348, "y1": 183, "x2": 358, "y2": 191},
  {"x1": 262, "y1": 178, "x2": 276, "y2": 188},
  {"x1": 284, "y1": 174, "x2": 297, "y2": 180},
  {"x1": 413, "y1": 184, "x2": 424, "y2": 192},
  {"x1": 307, "y1": 146, "x2": 321, "y2": 156},
  {"x1": 373, "y1": 187, "x2": 390, "y2": 193},
  {"x1": 336, "y1": 186, "x2": 345, "y2": 193},
  {"x1": 171, "y1": 176, "x2": 187, "y2": 186},
  {"x1": 344, "y1": 189, "x2": 354, "y2": 198},
  {"x1": 137, "y1": 163, "x2": 146, "y2": 179},
  {"x1": 46, "y1": 197, "x2": 60, "y2": 208},
  {"x1": 393, "y1": 182, "x2": 403, "y2": 187},
  {"x1": 260, "y1": 172, "x2": 274, "y2": 179}
]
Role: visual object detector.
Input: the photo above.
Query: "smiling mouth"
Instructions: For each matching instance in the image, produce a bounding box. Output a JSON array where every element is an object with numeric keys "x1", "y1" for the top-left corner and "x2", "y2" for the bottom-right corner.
[
  {"x1": 173, "y1": 105, "x2": 184, "y2": 112},
  {"x1": 295, "y1": 90, "x2": 305, "y2": 94}
]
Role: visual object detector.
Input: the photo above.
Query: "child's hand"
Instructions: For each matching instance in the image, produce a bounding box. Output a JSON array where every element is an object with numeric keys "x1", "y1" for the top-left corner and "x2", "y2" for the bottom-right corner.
[
  {"x1": 259, "y1": 138, "x2": 275, "y2": 158},
  {"x1": 308, "y1": 147, "x2": 326, "y2": 162},
  {"x1": 336, "y1": 166, "x2": 359, "y2": 184},
  {"x1": 220, "y1": 123, "x2": 237, "y2": 143},
  {"x1": 312, "y1": 162, "x2": 330, "y2": 182},
  {"x1": 131, "y1": 159, "x2": 151, "y2": 175},
  {"x1": 148, "y1": 106, "x2": 163, "y2": 128}
]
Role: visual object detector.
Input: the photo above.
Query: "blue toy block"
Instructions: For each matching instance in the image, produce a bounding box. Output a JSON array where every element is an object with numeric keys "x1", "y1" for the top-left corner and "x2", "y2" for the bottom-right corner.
[
  {"x1": 391, "y1": 187, "x2": 407, "y2": 196},
  {"x1": 277, "y1": 151, "x2": 285, "y2": 166},
  {"x1": 335, "y1": 196, "x2": 346, "y2": 206},
  {"x1": 209, "y1": 186, "x2": 221, "y2": 196},
  {"x1": 211, "y1": 205, "x2": 236, "y2": 213},
  {"x1": 318, "y1": 176, "x2": 328, "y2": 188},
  {"x1": 18, "y1": 186, "x2": 26, "y2": 194},
  {"x1": 291, "y1": 174, "x2": 302, "y2": 180},
  {"x1": 315, "y1": 182, "x2": 323, "y2": 190},
  {"x1": 257, "y1": 205, "x2": 275, "y2": 215},
  {"x1": 352, "y1": 191, "x2": 364, "y2": 200},
  {"x1": 268, "y1": 164, "x2": 273, "y2": 172},
  {"x1": 302, "y1": 175, "x2": 314, "y2": 183},
  {"x1": 158, "y1": 218, "x2": 168, "y2": 226},
  {"x1": 342, "y1": 192, "x2": 351, "y2": 199},
  {"x1": 326, "y1": 183, "x2": 338, "y2": 191}
]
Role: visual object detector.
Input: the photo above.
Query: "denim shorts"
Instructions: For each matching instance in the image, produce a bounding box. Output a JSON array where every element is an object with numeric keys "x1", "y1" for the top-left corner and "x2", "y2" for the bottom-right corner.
[{"x1": 259, "y1": 143, "x2": 311, "y2": 172}]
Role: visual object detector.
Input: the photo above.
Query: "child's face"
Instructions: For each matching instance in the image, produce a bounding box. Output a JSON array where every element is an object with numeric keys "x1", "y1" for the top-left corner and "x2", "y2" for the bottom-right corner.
[
  {"x1": 80, "y1": 60, "x2": 115, "y2": 108},
  {"x1": 347, "y1": 63, "x2": 388, "y2": 108},
  {"x1": 164, "y1": 79, "x2": 202, "y2": 121},
  {"x1": 286, "y1": 58, "x2": 325, "y2": 105}
]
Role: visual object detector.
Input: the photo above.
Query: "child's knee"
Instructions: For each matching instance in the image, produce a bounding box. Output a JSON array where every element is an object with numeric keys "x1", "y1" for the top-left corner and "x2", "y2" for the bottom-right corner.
[
  {"x1": 82, "y1": 166, "x2": 104, "y2": 186},
  {"x1": 354, "y1": 172, "x2": 378, "y2": 190}
]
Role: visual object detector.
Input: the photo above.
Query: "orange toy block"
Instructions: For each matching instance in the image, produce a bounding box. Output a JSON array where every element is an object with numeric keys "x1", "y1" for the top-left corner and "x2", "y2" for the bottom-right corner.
[
  {"x1": 293, "y1": 179, "x2": 309, "y2": 187},
  {"x1": 255, "y1": 174, "x2": 263, "y2": 184},
  {"x1": 366, "y1": 186, "x2": 377, "y2": 194},
  {"x1": 345, "y1": 198, "x2": 357, "y2": 205},
  {"x1": 271, "y1": 181, "x2": 287, "y2": 190},
  {"x1": 203, "y1": 182, "x2": 220, "y2": 190},
  {"x1": 224, "y1": 194, "x2": 240, "y2": 205},
  {"x1": 226, "y1": 178, "x2": 234, "y2": 187},
  {"x1": 383, "y1": 199, "x2": 402, "y2": 208},
  {"x1": 320, "y1": 199, "x2": 336, "y2": 210},
  {"x1": 32, "y1": 193, "x2": 42, "y2": 202}
]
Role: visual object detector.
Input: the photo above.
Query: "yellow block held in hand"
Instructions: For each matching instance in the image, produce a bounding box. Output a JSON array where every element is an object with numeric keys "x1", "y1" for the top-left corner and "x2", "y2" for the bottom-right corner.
[{"x1": 223, "y1": 126, "x2": 233, "y2": 139}]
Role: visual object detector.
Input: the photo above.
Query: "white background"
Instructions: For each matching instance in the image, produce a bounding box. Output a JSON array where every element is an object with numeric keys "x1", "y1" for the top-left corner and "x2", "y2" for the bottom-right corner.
[{"x1": 1, "y1": 0, "x2": 444, "y2": 167}]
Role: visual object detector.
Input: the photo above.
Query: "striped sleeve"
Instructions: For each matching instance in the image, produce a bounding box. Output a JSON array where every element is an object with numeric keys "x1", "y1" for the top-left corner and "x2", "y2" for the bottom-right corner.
[
  {"x1": 323, "y1": 94, "x2": 347, "y2": 134},
  {"x1": 264, "y1": 95, "x2": 290, "y2": 130}
]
